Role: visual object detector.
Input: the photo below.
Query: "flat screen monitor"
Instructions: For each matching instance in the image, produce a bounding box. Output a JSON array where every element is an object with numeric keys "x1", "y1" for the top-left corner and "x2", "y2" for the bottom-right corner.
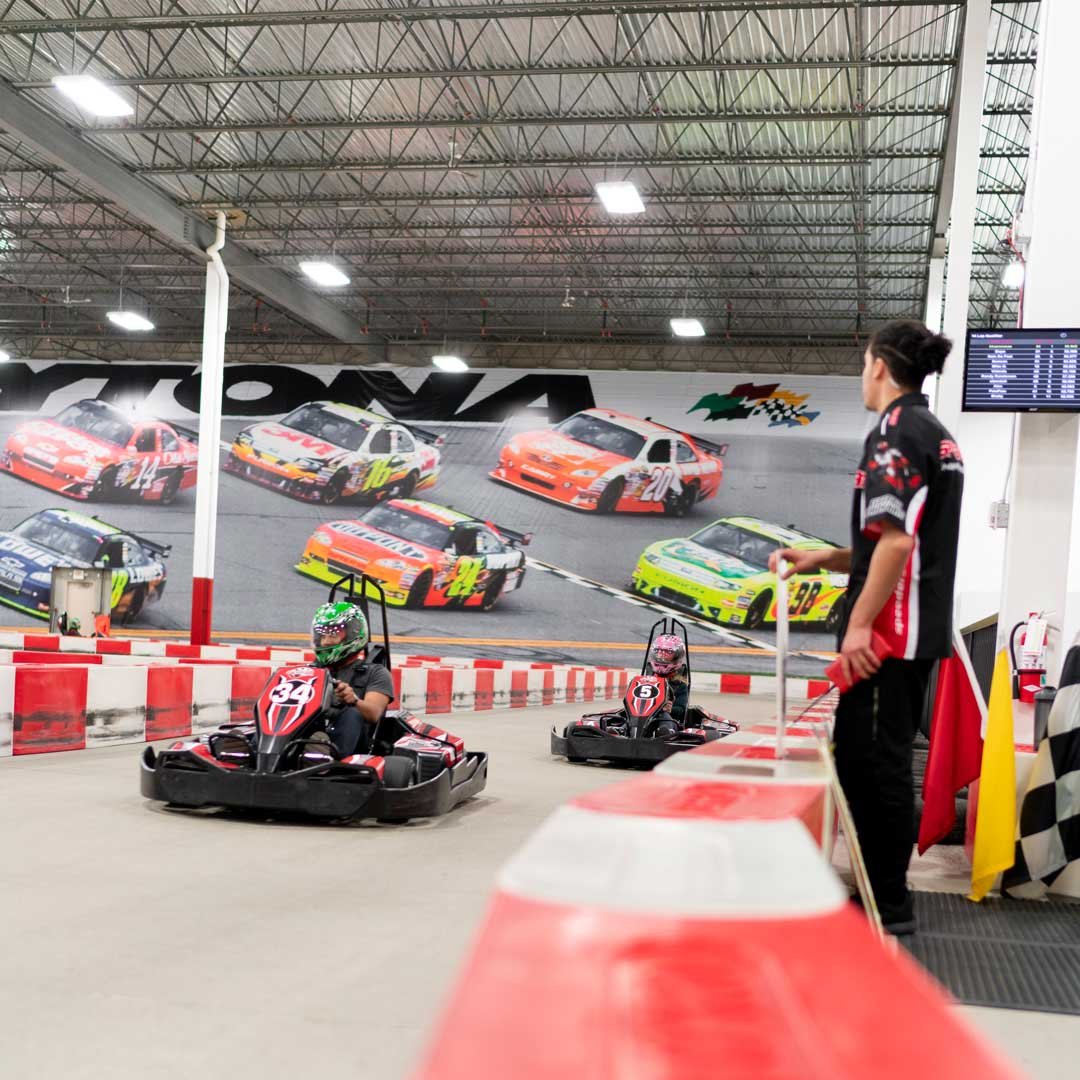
[{"x1": 963, "y1": 328, "x2": 1080, "y2": 412}]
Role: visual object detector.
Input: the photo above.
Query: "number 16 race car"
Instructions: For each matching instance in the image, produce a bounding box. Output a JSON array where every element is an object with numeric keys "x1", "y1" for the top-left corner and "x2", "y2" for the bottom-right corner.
[
  {"x1": 225, "y1": 400, "x2": 443, "y2": 505},
  {"x1": 491, "y1": 408, "x2": 727, "y2": 516},
  {"x1": 140, "y1": 575, "x2": 488, "y2": 822},
  {"x1": 1, "y1": 399, "x2": 198, "y2": 504},
  {"x1": 295, "y1": 499, "x2": 531, "y2": 611}
]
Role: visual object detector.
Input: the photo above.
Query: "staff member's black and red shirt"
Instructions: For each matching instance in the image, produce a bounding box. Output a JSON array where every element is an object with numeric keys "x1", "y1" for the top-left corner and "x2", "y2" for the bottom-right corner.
[{"x1": 842, "y1": 392, "x2": 964, "y2": 659}]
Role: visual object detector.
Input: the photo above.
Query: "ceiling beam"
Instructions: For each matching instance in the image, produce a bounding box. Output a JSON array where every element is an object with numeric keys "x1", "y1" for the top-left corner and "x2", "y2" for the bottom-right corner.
[{"x1": 0, "y1": 80, "x2": 376, "y2": 349}]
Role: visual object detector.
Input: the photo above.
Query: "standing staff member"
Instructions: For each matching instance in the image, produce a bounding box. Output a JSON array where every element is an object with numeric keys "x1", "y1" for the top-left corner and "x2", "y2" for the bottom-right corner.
[{"x1": 772, "y1": 320, "x2": 964, "y2": 934}]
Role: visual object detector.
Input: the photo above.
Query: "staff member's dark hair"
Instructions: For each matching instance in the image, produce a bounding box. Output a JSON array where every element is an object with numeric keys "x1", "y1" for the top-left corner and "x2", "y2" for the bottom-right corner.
[{"x1": 868, "y1": 319, "x2": 952, "y2": 389}]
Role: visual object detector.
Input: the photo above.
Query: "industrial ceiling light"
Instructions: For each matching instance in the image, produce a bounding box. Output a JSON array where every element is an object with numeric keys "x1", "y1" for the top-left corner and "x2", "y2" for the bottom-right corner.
[
  {"x1": 107, "y1": 310, "x2": 154, "y2": 332},
  {"x1": 52, "y1": 75, "x2": 134, "y2": 118},
  {"x1": 595, "y1": 181, "x2": 645, "y2": 215},
  {"x1": 432, "y1": 355, "x2": 469, "y2": 373},
  {"x1": 0, "y1": 350, "x2": 10, "y2": 363},
  {"x1": 670, "y1": 317, "x2": 706, "y2": 338},
  {"x1": 1001, "y1": 259, "x2": 1025, "y2": 289},
  {"x1": 300, "y1": 260, "x2": 350, "y2": 287}
]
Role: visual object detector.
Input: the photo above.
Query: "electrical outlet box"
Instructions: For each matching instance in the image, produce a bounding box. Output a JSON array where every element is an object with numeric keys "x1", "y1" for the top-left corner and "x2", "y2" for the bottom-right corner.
[{"x1": 989, "y1": 500, "x2": 1010, "y2": 529}]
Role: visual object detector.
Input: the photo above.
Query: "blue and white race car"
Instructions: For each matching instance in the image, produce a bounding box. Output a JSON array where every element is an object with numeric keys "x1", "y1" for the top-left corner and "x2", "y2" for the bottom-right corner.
[{"x1": 0, "y1": 508, "x2": 170, "y2": 623}]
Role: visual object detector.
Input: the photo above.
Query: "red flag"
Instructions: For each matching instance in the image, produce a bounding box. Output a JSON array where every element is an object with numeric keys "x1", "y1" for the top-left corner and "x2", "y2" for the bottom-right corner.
[{"x1": 917, "y1": 632, "x2": 987, "y2": 855}]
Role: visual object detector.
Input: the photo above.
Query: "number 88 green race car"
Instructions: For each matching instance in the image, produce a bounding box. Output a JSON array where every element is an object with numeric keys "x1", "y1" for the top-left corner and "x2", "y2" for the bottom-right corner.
[{"x1": 631, "y1": 515, "x2": 848, "y2": 632}]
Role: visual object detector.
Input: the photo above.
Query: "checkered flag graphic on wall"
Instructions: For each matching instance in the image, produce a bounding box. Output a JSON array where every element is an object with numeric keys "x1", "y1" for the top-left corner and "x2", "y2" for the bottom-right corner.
[{"x1": 1003, "y1": 646, "x2": 1080, "y2": 898}]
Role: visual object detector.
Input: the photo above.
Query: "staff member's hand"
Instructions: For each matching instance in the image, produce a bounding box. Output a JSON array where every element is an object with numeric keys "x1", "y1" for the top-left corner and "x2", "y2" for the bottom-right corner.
[
  {"x1": 768, "y1": 547, "x2": 827, "y2": 579},
  {"x1": 334, "y1": 680, "x2": 359, "y2": 707},
  {"x1": 839, "y1": 623, "x2": 884, "y2": 684}
]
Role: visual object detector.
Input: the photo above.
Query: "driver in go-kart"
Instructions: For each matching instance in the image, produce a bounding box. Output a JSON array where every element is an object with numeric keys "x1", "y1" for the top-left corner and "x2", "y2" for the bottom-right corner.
[
  {"x1": 645, "y1": 634, "x2": 690, "y2": 730},
  {"x1": 311, "y1": 601, "x2": 394, "y2": 757}
]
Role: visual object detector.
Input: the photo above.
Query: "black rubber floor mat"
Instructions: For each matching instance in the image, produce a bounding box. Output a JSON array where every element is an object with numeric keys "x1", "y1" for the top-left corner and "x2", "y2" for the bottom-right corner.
[{"x1": 903, "y1": 891, "x2": 1080, "y2": 1014}]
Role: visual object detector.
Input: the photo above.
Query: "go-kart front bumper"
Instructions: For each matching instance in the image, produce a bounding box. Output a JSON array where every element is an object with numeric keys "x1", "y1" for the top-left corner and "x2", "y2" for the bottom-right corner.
[
  {"x1": 140, "y1": 746, "x2": 488, "y2": 821},
  {"x1": 550, "y1": 725, "x2": 709, "y2": 767}
]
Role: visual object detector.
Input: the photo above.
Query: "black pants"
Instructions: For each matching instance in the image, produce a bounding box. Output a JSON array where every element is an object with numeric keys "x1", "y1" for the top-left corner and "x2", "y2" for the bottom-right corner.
[
  {"x1": 833, "y1": 657, "x2": 933, "y2": 912},
  {"x1": 326, "y1": 706, "x2": 368, "y2": 757}
]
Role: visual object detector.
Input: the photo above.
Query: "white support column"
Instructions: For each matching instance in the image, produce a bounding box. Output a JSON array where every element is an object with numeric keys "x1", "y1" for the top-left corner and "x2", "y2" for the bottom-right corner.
[
  {"x1": 932, "y1": 0, "x2": 1014, "y2": 632},
  {"x1": 190, "y1": 212, "x2": 228, "y2": 646},
  {"x1": 923, "y1": 254, "x2": 946, "y2": 412},
  {"x1": 998, "y1": 0, "x2": 1080, "y2": 676}
]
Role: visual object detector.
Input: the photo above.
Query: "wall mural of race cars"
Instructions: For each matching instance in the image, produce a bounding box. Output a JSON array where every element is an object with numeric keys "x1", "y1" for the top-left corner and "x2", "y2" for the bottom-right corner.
[
  {"x1": 0, "y1": 362, "x2": 865, "y2": 659},
  {"x1": 632, "y1": 516, "x2": 848, "y2": 631},
  {"x1": 0, "y1": 508, "x2": 169, "y2": 622},
  {"x1": 490, "y1": 408, "x2": 727, "y2": 516},
  {"x1": 0, "y1": 399, "x2": 198, "y2": 504},
  {"x1": 296, "y1": 499, "x2": 530, "y2": 611},
  {"x1": 225, "y1": 401, "x2": 443, "y2": 505}
]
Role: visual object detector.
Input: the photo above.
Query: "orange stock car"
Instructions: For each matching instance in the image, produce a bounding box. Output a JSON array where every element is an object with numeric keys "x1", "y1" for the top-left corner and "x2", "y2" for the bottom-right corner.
[
  {"x1": 296, "y1": 499, "x2": 531, "y2": 611},
  {"x1": 490, "y1": 408, "x2": 727, "y2": 515},
  {"x1": 0, "y1": 399, "x2": 198, "y2": 504}
]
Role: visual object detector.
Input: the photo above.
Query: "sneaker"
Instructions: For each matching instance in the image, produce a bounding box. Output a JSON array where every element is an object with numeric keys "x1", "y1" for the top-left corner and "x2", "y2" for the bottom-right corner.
[
  {"x1": 878, "y1": 896, "x2": 917, "y2": 937},
  {"x1": 301, "y1": 731, "x2": 335, "y2": 762},
  {"x1": 654, "y1": 720, "x2": 680, "y2": 740}
]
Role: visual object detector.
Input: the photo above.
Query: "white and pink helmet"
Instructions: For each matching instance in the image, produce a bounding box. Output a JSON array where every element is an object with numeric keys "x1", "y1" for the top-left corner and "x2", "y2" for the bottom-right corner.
[{"x1": 648, "y1": 633, "x2": 685, "y2": 676}]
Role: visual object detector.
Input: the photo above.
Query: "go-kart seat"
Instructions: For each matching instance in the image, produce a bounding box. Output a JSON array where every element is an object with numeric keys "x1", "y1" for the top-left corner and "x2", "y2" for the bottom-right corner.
[{"x1": 366, "y1": 643, "x2": 390, "y2": 671}]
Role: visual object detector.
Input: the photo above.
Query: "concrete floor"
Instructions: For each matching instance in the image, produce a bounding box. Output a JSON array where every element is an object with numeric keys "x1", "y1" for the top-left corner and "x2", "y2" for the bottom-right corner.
[
  {"x1": 2, "y1": 693, "x2": 1075, "y2": 1079},
  {"x1": 0, "y1": 695, "x2": 764, "y2": 1080}
]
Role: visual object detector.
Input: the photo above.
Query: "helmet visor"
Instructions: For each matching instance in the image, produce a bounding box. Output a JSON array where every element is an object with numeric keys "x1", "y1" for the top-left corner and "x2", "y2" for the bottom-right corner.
[
  {"x1": 653, "y1": 647, "x2": 678, "y2": 665},
  {"x1": 313, "y1": 624, "x2": 347, "y2": 649}
]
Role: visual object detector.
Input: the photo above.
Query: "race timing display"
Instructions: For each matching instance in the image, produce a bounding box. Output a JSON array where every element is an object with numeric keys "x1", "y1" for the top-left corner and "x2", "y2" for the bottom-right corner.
[{"x1": 964, "y1": 328, "x2": 1080, "y2": 412}]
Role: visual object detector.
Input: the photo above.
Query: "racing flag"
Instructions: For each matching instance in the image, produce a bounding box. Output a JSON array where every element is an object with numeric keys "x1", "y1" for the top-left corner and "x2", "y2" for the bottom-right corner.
[
  {"x1": 1003, "y1": 645, "x2": 1080, "y2": 898},
  {"x1": 918, "y1": 631, "x2": 986, "y2": 854}
]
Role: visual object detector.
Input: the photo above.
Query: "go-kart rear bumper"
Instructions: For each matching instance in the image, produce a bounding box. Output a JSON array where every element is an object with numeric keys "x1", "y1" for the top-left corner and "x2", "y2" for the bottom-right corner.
[
  {"x1": 140, "y1": 746, "x2": 488, "y2": 821},
  {"x1": 550, "y1": 726, "x2": 703, "y2": 767}
]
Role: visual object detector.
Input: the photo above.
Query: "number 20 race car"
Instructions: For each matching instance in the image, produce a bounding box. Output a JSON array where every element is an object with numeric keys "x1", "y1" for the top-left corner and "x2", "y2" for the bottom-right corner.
[
  {"x1": 225, "y1": 400, "x2": 443, "y2": 505},
  {"x1": 295, "y1": 499, "x2": 530, "y2": 611},
  {"x1": 490, "y1": 408, "x2": 727, "y2": 515},
  {"x1": 632, "y1": 515, "x2": 848, "y2": 631},
  {"x1": 1, "y1": 399, "x2": 198, "y2": 504},
  {"x1": 0, "y1": 508, "x2": 169, "y2": 622}
]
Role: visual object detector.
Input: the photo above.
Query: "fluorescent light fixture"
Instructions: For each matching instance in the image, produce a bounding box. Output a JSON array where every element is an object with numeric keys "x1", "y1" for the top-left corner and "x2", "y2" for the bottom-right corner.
[
  {"x1": 52, "y1": 75, "x2": 134, "y2": 118},
  {"x1": 670, "y1": 317, "x2": 706, "y2": 338},
  {"x1": 0, "y1": 350, "x2": 10, "y2": 363},
  {"x1": 107, "y1": 310, "x2": 154, "y2": 332},
  {"x1": 1001, "y1": 260, "x2": 1025, "y2": 289},
  {"x1": 595, "y1": 181, "x2": 645, "y2": 215},
  {"x1": 300, "y1": 260, "x2": 350, "y2": 287},
  {"x1": 432, "y1": 355, "x2": 469, "y2": 373}
]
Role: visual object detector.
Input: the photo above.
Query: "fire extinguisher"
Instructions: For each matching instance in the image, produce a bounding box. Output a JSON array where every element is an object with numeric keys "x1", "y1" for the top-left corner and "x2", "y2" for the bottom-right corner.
[{"x1": 1009, "y1": 612, "x2": 1048, "y2": 703}]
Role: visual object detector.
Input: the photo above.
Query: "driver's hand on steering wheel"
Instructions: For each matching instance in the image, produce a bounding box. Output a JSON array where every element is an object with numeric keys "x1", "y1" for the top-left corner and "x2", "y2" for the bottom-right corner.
[{"x1": 334, "y1": 680, "x2": 358, "y2": 707}]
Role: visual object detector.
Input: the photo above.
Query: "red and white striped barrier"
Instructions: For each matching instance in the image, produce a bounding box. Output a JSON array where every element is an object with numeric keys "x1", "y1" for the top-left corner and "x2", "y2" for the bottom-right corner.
[
  {"x1": 414, "y1": 742, "x2": 1021, "y2": 1080},
  {"x1": 0, "y1": 631, "x2": 310, "y2": 663}
]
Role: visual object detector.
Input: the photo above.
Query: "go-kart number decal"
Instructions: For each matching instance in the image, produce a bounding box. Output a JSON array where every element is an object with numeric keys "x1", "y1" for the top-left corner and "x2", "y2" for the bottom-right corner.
[
  {"x1": 788, "y1": 580, "x2": 822, "y2": 616},
  {"x1": 361, "y1": 456, "x2": 397, "y2": 492},
  {"x1": 640, "y1": 466, "x2": 676, "y2": 502},
  {"x1": 447, "y1": 555, "x2": 483, "y2": 599},
  {"x1": 266, "y1": 674, "x2": 318, "y2": 732},
  {"x1": 632, "y1": 681, "x2": 661, "y2": 700}
]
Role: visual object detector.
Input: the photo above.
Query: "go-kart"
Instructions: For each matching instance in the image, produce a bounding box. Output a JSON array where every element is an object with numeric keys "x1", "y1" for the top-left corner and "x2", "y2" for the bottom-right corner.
[
  {"x1": 551, "y1": 617, "x2": 738, "y2": 767},
  {"x1": 140, "y1": 575, "x2": 488, "y2": 821}
]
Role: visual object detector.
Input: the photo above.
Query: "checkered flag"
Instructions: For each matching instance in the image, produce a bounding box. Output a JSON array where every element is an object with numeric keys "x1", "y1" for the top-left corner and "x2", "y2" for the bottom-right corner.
[{"x1": 1002, "y1": 645, "x2": 1080, "y2": 898}]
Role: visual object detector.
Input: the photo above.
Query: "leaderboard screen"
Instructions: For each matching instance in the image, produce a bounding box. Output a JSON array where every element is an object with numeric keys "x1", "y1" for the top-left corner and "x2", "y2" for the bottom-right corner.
[{"x1": 964, "y1": 328, "x2": 1080, "y2": 412}]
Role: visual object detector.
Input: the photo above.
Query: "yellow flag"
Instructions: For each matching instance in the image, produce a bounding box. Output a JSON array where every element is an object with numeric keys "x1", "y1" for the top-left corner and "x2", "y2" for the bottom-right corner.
[{"x1": 968, "y1": 648, "x2": 1017, "y2": 901}]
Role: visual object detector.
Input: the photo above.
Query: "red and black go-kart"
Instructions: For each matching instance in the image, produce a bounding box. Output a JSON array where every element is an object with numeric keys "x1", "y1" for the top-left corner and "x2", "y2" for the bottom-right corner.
[
  {"x1": 551, "y1": 617, "x2": 737, "y2": 767},
  {"x1": 139, "y1": 575, "x2": 487, "y2": 822}
]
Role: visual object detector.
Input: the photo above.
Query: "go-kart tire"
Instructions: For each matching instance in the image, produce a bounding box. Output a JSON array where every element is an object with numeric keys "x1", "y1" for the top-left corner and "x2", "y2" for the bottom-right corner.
[
  {"x1": 595, "y1": 477, "x2": 624, "y2": 514},
  {"x1": 381, "y1": 755, "x2": 416, "y2": 788},
  {"x1": 321, "y1": 469, "x2": 349, "y2": 505},
  {"x1": 405, "y1": 569, "x2": 433, "y2": 609},
  {"x1": 745, "y1": 589, "x2": 772, "y2": 629},
  {"x1": 479, "y1": 571, "x2": 505, "y2": 612},
  {"x1": 159, "y1": 469, "x2": 182, "y2": 505}
]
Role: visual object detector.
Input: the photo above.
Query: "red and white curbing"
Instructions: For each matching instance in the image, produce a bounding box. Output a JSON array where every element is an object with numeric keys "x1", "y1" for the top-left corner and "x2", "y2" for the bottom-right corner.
[{"x1": 415, "y1": 742, "x2": 1022, "y2": 1080}]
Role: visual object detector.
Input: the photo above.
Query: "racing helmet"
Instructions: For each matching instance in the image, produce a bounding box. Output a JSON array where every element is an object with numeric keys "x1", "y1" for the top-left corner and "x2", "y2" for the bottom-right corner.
[
  {"x1": 648, "y1": 633, "x2": 685, "y2": 677},
  {"x1": 311, "y1": 601, "x2": 369, "y2": 668}
]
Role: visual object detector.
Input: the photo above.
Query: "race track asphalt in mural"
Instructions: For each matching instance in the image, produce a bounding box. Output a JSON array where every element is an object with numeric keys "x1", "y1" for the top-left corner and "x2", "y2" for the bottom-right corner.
[{"x1": 0, "y1": 415, "x2": 858, "y2": 675}]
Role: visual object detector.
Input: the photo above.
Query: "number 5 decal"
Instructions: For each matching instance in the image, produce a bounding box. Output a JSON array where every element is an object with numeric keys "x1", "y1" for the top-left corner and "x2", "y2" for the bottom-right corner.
[{"x1": 642, "y1": 466, "x2": 676, "y2": 502}]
